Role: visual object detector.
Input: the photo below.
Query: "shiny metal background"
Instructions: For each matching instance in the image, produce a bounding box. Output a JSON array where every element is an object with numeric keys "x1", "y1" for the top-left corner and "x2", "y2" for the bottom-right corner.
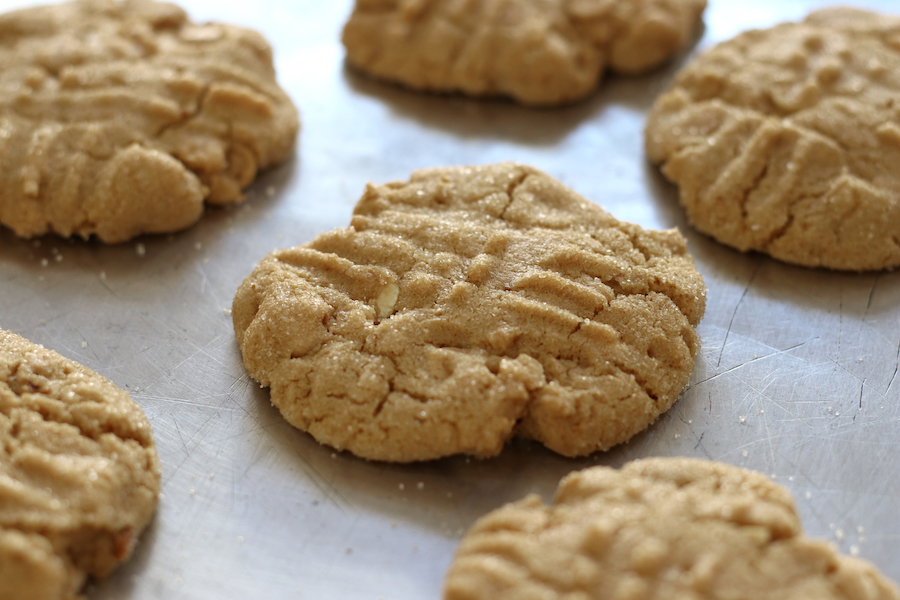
[{"x1": 1, "y1": 0, "x2": 898, "y2": 598}]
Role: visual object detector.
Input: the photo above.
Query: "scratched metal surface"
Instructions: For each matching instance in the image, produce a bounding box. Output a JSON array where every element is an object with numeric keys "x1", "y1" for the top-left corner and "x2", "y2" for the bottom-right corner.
[{"x1": 0, "y1": 0, "x2": 898, "y2": 597}]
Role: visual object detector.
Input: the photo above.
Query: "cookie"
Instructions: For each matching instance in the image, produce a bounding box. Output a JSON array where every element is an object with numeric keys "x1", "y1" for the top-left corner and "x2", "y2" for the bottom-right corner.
[
  {"x1": 232, "y1": 163, "x2": 706, "y2": 462},
  {"x1": 646, "y1": 7, "x2": 900, "y2": 271},
  {"x1": 444, "y1": 457, "x2": 900, "y2": 600},
  {"x1": 342, "y1": 0, "x2": 707, "y2": 106},
  {"x1": 0, "y1": 0, "x2": 299, "y2": 243},
  {"x1": 0, "y1": 330, "x2": 161, "y2": 600}
]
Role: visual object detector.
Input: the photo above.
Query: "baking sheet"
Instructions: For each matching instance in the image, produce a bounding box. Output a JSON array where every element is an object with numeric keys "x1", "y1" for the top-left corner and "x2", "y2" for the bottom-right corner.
[{"x1": 1, "y1": 0, "x2": 899, "y2": 597}]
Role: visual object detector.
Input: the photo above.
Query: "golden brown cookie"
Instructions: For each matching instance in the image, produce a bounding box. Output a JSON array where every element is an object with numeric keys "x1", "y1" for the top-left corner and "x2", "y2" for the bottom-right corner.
[
  {"x1": 232, "y1": 163, "x2": 706, "y2": 462},
  {"x1": 342, "y1": 0, "x2": 707, "y2": 106},
  {"x1": 0, "y1": 0, "x2": 299, "y2": 243},
  {"x1": 646, "y1": 7, "x2": 900, "y2": 271},
  {"x1": 444, "y1": 457, "x2": 900, "y2": 600},
  {"x1": 0, "y1": 329, "x2": 161, "y2": 600}
]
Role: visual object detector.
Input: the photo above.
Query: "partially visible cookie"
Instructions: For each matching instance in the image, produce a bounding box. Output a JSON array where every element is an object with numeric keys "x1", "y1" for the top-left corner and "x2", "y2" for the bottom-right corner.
[
  {"x1": 444, "y1": 457, "x2": 900, "y2": 600},
  {"x1": 0, "y1": 0, "x2": 299, "y2": 243},
  {"x1": 0, "y1": 330, "x2": 161, "y2": 600},
  {"x1": 232, "y1": 162, "x2": 706, "y2": 462},
  {"x1": 646, "y1": 7, "x2": 900, "y2": 270},
  {"x1": 342, "y1": 0, "x2": 707, "y2": 106}
]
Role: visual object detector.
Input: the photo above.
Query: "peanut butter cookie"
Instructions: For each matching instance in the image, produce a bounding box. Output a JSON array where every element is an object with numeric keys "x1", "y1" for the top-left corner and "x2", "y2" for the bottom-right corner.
[
  {"x1": 444, "y1": 457, "x2": 900, "y2": 600},
  {"x1": 646, "y1": 7, "x2": 900, "y2": 270},
  {"x1": 232, "y1": 163, "x2": 705, "y2": 462},
  {"x1": 0, "y1": 0, "x2": 299, "y2": 243},
  {"x1": 343, "y1": 0, "x2": 707, "y2": 106},
  {"x1": 0, "y1": 330, "x2": 161, "y2": 600}
]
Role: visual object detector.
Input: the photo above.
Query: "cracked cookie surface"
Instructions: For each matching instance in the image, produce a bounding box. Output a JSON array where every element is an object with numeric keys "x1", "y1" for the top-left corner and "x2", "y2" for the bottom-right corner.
[
  {"x1": 342, "y1": 0, "x2": 707, "y2": 106},
  {"x1": 0, "y1": 0, "x2": 299, "y2": 243},
  {"x1": 444, "y1": 457, "x2": 900, "y2": 600},
  {"x1": 0, "y1": 329, "x2": 161, "y2": 600},
  {"x1": 232, "y1": 163, "x2": 705, "y2": 462},
  {"x1": 646, "y1": 7, "x2": 900, "y2": 270}
]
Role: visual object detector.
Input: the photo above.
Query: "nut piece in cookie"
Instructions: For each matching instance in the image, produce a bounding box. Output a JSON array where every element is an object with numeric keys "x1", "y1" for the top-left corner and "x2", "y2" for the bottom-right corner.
[
  {"x1": 0, "y1": 329, "x2": 161, "y2": 600},
  {"x1": 444, "y1": 457, "x2": 900, "y2": 600},
  {"x1": 646, "y1": 7, "x2": 900, "y2": 271},
  {"x1": 0, "y1": 0, "x2": 299, "y2": 243},
  {"x1": 232, "y1": 163, "x2": 706, "y2": 462},
  {"x1": 342, "y1": 0, "x2": 707, "y2": 106}
]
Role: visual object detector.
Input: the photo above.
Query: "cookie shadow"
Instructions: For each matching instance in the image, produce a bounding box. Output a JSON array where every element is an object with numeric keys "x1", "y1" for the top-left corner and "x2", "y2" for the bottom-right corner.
[
  {"x1": 340, "y1": 36, "x2": 704, "y2": 148},
  {"x1": 0, "y1": 156, "x2": 295, "y2": 279},
  {"x1": 250, "y1": 384, "x2": 686, "y2": 542},
  {"x1": 85, "y1": 510, "x2": 161, "y2": 600},
  {"x1": 643, "y1": 160, "x2": 900, "y2": 318}
]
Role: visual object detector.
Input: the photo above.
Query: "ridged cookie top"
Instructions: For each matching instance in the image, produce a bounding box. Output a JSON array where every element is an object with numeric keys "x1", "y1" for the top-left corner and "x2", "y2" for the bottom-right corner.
[
  {"x1": 233, "y1": 163, "x2": 705, "y2": 462},
  {"x1": 646, "y1": 7, "x2": 900, "y2": 270},
  {"x1": 0, "y1": 0, "x2": 299, "y2": 243},
  {"x1": 0, "y1": 329, "x2": 161, "y2": 600},
  {"x1": 342, "y1": 0, "x2": 707, "y2": 106},
  {"x1": 444, "y1": 457, "x2": 900, "y2": 600}
]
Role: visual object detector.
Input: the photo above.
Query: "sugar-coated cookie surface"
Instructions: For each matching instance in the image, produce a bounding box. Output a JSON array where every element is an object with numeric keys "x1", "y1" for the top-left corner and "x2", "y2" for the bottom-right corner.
[
  {"x1": 342, "y1": 0, "x2": 707, "y2": 106},
  {"x1": 444, "y1": 457, "x2": 900, "y2": 600},
  {"x1": 0, "y1": 0, "x2": 299, "y2": 243},
  {"x1": 646, "y1": 7, "x2": 900, "y2": 271},
  {"x1": 0, "y1": 330, "x2": 161, "y2": 600},
  {"x1": 232, "y1": 163, "x2": 705, "y2": 462}
]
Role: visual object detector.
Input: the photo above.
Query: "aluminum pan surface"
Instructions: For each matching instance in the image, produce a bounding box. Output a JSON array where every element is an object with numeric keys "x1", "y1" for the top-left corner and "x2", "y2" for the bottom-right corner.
[{"x1": 0, "y1": 0, "x2": 898, "y2": 598}]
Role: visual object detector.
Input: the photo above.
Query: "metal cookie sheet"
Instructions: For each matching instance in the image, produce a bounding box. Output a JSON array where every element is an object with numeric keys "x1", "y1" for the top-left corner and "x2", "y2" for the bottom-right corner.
[{"x1": 1, "y1": 0, "x2": 899, "y2": 598}]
